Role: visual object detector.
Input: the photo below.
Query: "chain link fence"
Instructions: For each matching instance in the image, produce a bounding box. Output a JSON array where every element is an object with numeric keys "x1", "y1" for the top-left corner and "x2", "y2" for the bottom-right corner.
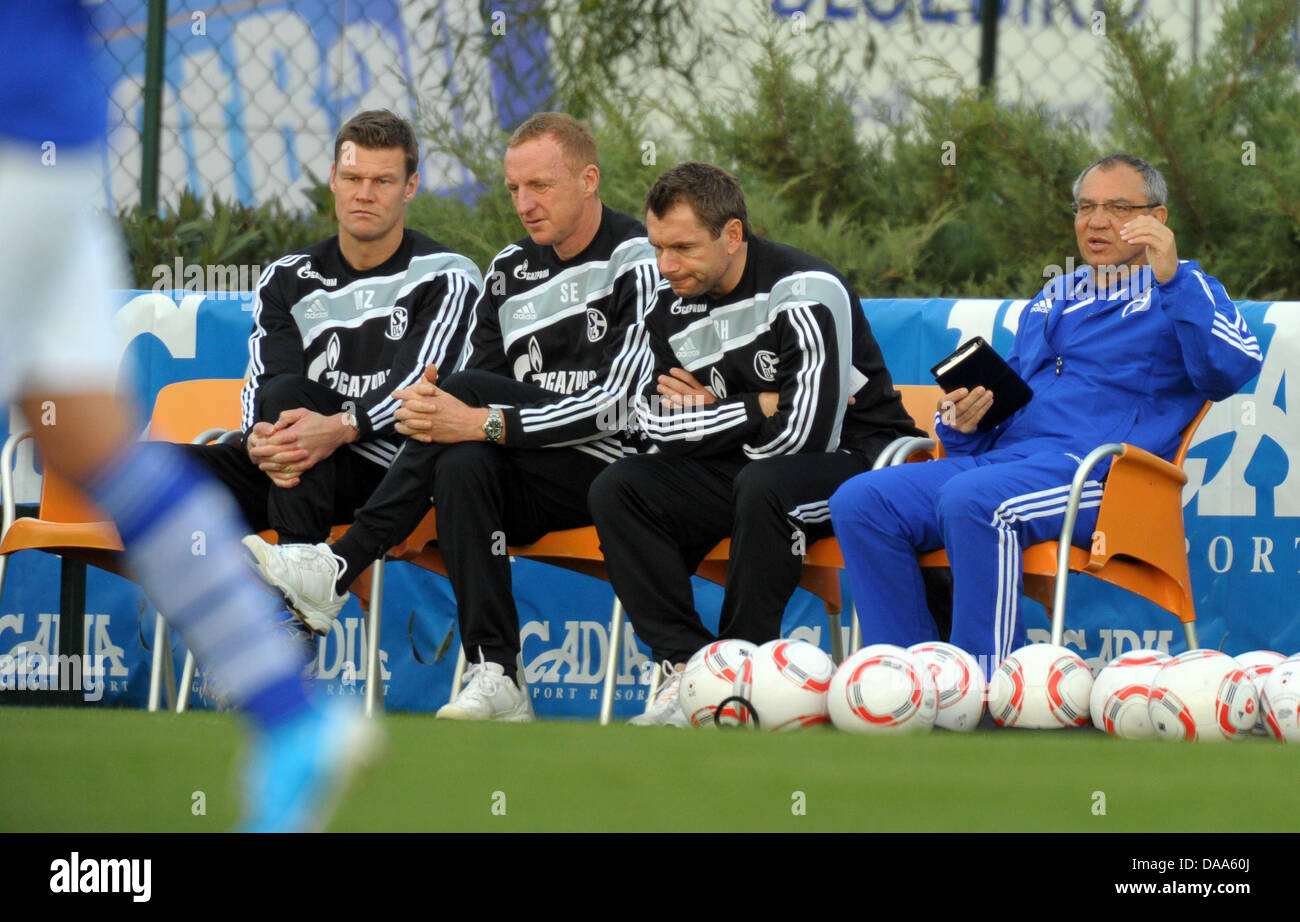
[
  {"x1": 87, "y1": 0, "x2": 1212, "y2": 214},
  {"x1": 86, "y1": 0, "x2": 547, "y2": 213},
  {"x1": 759, "y1": 0, "x2": 1213, "y2": 135}
]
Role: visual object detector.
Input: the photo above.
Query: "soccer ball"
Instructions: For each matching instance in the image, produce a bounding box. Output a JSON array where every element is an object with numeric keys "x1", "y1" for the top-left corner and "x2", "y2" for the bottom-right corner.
[
  {"x1": 1088, "y1": 649, "x2": 1170, "y2": 739},
  {"x1": 988, "y1": 643, "x2": 1092, "y2": 729},
  {"x1": 679, "y1": 639, "x2": 756, "y2": 727},
  {"x1": 828, "y1": 644, "x2": 938, "y2": 734},
  {"x1": 728, "y1": 639, "x2": 834, "y2": 731},
  {"x1": 907, "y1": 641, "x2": 985, "y2": 731},
  {"x1": 1234, "y1": 650, "x2": 1286, "y2": 736},
  {"x1": 1147, "y1": 650, "x2": 1257, "y2": 742},
  {"x1": 1259, "y1": 654, "x2": 1300, "y2": 742}
]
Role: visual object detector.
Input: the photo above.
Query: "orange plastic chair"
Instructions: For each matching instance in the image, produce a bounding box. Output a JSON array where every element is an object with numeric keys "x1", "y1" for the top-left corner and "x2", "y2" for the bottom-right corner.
[
  {"x1": 879, "y1": 387, "x2": 1212, "y2": 652},
  {"x1": 0, "y1": 379, "x2": 387, "y2": 714},
  {"x1": 0, "y1": 378, "x2": 248, "y2": 574},
  {"x1": 0, "y1": 379, "x2": 246, "y2": 711}
]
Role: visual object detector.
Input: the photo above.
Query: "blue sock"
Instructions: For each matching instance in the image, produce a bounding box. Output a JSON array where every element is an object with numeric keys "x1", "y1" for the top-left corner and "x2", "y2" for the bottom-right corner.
[{"x1": 85, "y1": 442, "x2": 311, "y2": 731}]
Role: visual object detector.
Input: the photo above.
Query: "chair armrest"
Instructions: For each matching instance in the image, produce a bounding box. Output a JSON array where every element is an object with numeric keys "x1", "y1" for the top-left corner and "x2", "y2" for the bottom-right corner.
[
  {"x1": 1091, "y1": 443, "x2": 1191, "y2": 574},
  {"x1": 1, "y1": 429, "x2": 34, "y2": 546},
  {"x1": 194, "y1": 428, "x2": 237, "y2": 446},
  {"x1": 1107, "y1": 443, "x2": 1188, "y2": 487},
  {"x1": 876, "y1": 436, "x2": 939, "y2": 469}
]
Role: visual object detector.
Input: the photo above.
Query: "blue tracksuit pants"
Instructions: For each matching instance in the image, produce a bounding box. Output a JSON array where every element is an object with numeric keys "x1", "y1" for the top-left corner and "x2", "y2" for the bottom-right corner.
[{"x1": 829, "y1": 449, "x2": 1103, "y2": 677}]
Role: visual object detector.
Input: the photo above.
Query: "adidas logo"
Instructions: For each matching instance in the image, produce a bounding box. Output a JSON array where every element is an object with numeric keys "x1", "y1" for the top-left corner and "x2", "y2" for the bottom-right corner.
[
  {"x1": 304, "y1": 301, "x2": 327, "y2": 320},
  {"x1": 676, "y1": 340, "x2": 700, "y2": 360},
  {"x1": 512, "y1": 301, "x2": 537, "y2": 322}
]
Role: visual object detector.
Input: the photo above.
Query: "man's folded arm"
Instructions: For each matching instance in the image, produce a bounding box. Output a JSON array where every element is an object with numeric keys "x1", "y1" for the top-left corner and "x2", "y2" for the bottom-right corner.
[{"x1": 357, "y1": 267, "x2": 481, "y2": 440}]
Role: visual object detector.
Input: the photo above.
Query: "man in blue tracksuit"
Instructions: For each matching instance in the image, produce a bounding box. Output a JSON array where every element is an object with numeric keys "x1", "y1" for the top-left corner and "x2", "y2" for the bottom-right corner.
[{"x1": 829, "y1": 154, "x2": 1263, "y2": 677}]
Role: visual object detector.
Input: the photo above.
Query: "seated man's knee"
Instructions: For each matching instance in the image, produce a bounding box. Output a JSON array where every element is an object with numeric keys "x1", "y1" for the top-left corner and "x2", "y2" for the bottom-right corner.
[
  {"x1": 255, "y1": 374, "x2": 316, "y2": 419},
  {"x1": 828, "y1": 472, "x2": 887, "y2": 527},
  {"x1": 431, "y1": 442, "x2": 496, "y2": 496},
  {"x1": 731, "y1": 461, "x2": 781, "y2": 509},
  {"x1": 934, "y1": 472, "x2": 997, "y2": 526},
  {"x1": 588, "y1": 459, "x2": 643, "y2": 523},
  {"x1": 437, "y1": 368, "x2": 494, "y2": 404}
]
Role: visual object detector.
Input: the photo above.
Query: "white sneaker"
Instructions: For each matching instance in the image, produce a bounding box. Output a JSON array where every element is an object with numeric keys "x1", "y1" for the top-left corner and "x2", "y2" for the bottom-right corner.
[
  {"x1": 436, "y1": 660, "x2": 534, "y2": 722},
  {"x1": 629, "y1": 661, "x2": 688, "y2": 727},
  {"x1": 242, "y1": 536, "x2": 347, "y2": 634}
]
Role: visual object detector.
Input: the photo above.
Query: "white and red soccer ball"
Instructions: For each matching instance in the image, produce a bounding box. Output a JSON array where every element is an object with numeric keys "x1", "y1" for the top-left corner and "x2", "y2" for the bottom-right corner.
[
  {"x1": 988, "y1": 643, "x2": 1093, "y2": 729},
  {"x1": 828, "y1": 644, "x2": 938, "y2": 734},
  {"x1": 1147, "y1": 649, "x2": 1257, "y2": 742},
  {"x1": 907, "y1": 641, "x2": 984, "y2": 731},
  {"x1": 1234, "y1": 650, "x2": 1286, "y2": 736},
  {"x1": 728, "y1": 639, "x2": 834, "y2": 731},
  {"x1": 679, "y1": 639, "x2": 756, "y2": 727},
  {"x1": 1258, "y1": 654, "x2": 1300, "y2": 742},
  {"x1": 1089, "y1": 649, "x2": 1170, "y2": 739}
]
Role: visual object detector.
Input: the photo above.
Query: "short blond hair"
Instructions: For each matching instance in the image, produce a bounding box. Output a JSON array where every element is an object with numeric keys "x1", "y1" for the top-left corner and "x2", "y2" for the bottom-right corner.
[{"x1": 508, "y1": 112, "x2": 599, "y2": 174}]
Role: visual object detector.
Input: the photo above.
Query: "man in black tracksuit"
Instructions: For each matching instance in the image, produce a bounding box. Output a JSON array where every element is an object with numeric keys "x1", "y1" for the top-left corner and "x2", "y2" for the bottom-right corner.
[
  {"x1": 589, "y1": 161, "x2": 921, "y2": 725},
  {"x1": 246, "y1": 113, "x2": 658, "y2": 721},
  {"x1": 189, "y1": 111, "x2": 480, "y2": 639}
]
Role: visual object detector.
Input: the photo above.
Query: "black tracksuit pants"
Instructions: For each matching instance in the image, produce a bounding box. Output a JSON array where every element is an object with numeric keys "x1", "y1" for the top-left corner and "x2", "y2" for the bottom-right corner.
[
  {"x1": 589, "y1": 450, "x2": 877, "y2": 665},
  {"x1": 182, "y1": 375, "x2": 387, "y2": 543},
  {"x1": 335, "y1": 369, "x2": 608, "y2": 670}
]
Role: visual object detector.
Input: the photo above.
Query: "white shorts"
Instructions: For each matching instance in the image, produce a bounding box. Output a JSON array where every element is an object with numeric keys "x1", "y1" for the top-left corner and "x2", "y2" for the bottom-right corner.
[{"x1": 0, "y1": 141, "x2": 127, "y2": 403}]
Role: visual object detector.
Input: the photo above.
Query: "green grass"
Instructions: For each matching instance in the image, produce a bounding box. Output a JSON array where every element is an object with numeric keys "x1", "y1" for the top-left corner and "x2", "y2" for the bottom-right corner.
[{"x1": 1, "y1": 707, "x2": 1297, "y2": 832}]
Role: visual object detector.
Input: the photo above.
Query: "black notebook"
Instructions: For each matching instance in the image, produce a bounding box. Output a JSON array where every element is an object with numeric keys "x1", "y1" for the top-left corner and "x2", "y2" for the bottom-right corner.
[{"x1": 929, "y1": 336, "x2": 1033, "y2": 432}]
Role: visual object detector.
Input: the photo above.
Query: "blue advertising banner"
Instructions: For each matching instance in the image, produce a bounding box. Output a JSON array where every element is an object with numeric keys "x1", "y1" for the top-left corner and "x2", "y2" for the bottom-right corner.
[
  {"x1": 2, "y1": 292, "x2": 1297, "y2": 718},
  {"x1": 92, "y1": 1, "x2": 550, "y2": 211}
]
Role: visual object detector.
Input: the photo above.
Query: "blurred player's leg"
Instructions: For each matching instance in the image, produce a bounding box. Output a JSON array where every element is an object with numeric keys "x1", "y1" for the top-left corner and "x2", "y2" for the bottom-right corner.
[{"x1": 1, "y1": 137, "x2": 380, "y2": 832}]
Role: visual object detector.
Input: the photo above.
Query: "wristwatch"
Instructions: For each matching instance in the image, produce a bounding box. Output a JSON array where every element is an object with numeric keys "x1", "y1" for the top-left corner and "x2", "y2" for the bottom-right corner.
[{"x1": 481, "y1": 407, "x2": 504, "y2": 444}]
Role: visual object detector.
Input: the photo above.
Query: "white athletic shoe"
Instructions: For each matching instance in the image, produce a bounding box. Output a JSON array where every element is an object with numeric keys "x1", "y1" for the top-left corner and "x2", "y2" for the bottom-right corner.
[
  {"x1": 629, "y1": 661, "x2": 688, "y2": 727},
  {"x1": 242, "y1": 536, "x2": 347, "y2": 635},
  {"x1": 436, "y1": 660, "x2": 534, "y2": 722}
]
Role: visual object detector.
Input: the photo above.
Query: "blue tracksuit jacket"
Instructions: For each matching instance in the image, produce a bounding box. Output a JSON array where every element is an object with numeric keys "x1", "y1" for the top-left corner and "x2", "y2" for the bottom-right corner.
[{"x1": 830, "y1": 259, "x2": 1263, "y2": 674}]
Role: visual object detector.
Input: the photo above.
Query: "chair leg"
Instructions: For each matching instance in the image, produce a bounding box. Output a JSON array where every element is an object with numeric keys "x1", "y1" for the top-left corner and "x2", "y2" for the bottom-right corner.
[
  {"x1": 645, "y1": 667, "x2": 661, "y2": 714},
  {"x1": 364, "y1": 558, "x2": 385, "y2": 718},
  {"x1": 450, "y1": 645, "x2": 468, "y2": 699},
  {"x1": 827, "y1": 611, "x2": 844, "y2": 665},
  {"x1": 599, "y1": 596, "x2": 625, "y2": 726},
  {"x1": 1183, "y1": 620, "x2": 1199, "y2": 651},
  {"x1": 147, "y1": 612, "x2": 178, "y2": 713},
  {"x1": 176, "y1": 650, "x2": 195, "y2": 713},
  {"x1": 161, "y1": 631, "x2": 177, "y2": 711},
  {"x1": 1049, "y1": 583, "x2": 1068, "y2": 648},
  {"x1": 147, "y1": 612, "x2": 167, "y2": 712},
  {"x1": 514, "y1": 652, "x2": 530, "y2": 700},
  {"x1": 848, "y1": 603, "x2": 861, "y2": 655}
]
